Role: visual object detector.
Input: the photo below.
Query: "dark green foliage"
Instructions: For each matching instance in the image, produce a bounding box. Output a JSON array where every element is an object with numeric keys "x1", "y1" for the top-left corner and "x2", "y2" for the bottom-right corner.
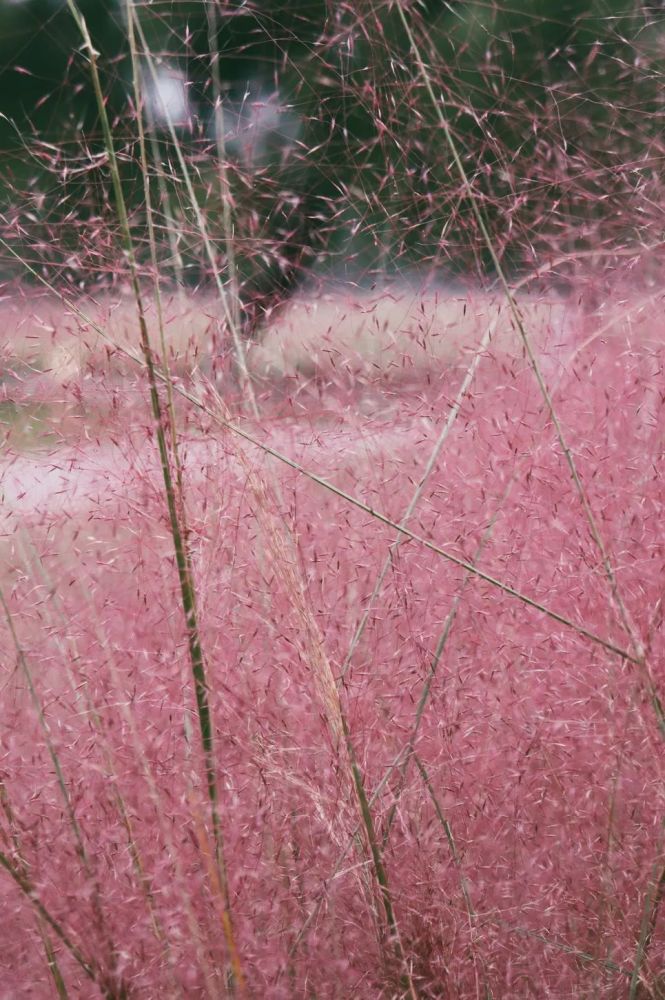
[{"x1": 1, "y1": 1, "x2": 663, "y2": 300}]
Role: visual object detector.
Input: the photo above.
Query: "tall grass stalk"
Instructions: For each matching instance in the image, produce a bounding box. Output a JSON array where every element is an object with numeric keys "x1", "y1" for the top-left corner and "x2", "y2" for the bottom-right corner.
[
  {"x1": 496, "y1": 922, "x2": 633, "y2": 980},
  {"x1": 134, "y1": 25, "x2": 418, "y2": 957},
  {"x1": 397, "y1": 13, "x2": 664, "y2": 985},
  {"x1": 206, "y1": 0, "x2": 241, "y2": 338},
  {"x1": 223, "y1": 428, "x2": 418, "y2": 992},
  {"x1": 281, "y1": 744, "x2": 410, "y2": 966},
  {"x1": 146, "y1": 121, "x2": 187, "y2": 290},
  {"x1": 396, "y1": 5, "x2": 665, "y2": 744},
  {"x1": 340, "y1": 312, "x2": 498, "y2": 681},
  {"x1": 381, "y1": 489, "x2": 508, "y2": 848},
  {"x1": 130, "y1": 13, "x2": 256, "y2": 414},
  {"x1": 54, "y1": 560, "x2": 223, "y2": 998},
  {"x1": 125, "y1": 2, "x2": 188, "y2": 533},
  {"x1": 413, "y1": 754, "x2": 489, "y2": 998},
  {"x1": 629, "y1": 823, "x2": 665, "y2": 1000},
  {"x1": 125, "y1": 14, "x2": 421, "y2": 968},
  {"x1": 65, "y1": 0, "x2": 240, "y2": 974},
  {"x1": 0, "y1": 780, "x2": 69, "y2": 998},
  {"x1": 0, "y1": 848, "x2": 99, "y2": 988},
  {"x1": 17, "y1": 531, "x2": 184, "y2": 995},
  {"x1": 0, "y1": 585, "x2": 123, "y2": 993},
  {"x1": 190, "y1": 797, "x2": 247, "y2": 995},
  {"x1": 286, "y1": 467, "x2": 610, "y2": 977},
  {"x1": 0, "y1": 587, "x2": 118, "y2": 1000}
]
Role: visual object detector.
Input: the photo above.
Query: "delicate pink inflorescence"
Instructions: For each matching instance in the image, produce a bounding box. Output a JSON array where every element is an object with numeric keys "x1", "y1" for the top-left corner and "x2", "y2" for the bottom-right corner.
[
  {"x1": 1, "y1": 2, "x2": 664, "y2": 993},
  {"x1": 1, "y1": 280, "x2": 663, "y2": 997}
]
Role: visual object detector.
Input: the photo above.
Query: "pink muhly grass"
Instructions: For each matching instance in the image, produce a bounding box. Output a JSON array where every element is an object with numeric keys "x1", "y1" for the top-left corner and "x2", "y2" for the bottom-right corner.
[
  {"x1": 1, "y1": 1, "x2": 665, "y2": 996},
  {"x1": 2, "y1": 293, "x2": 664, "y2": 996}
]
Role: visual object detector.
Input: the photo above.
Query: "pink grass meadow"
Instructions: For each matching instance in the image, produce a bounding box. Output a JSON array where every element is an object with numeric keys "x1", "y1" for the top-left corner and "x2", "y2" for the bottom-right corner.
[{"x1": 1, "y1": 281, "x2": 664, "y2": 998}]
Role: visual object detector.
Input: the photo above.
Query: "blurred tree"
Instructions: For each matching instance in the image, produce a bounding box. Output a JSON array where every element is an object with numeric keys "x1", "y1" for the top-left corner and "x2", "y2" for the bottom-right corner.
[{"x1": 0, "y1": 0, "x2": 663, "y2": 302}]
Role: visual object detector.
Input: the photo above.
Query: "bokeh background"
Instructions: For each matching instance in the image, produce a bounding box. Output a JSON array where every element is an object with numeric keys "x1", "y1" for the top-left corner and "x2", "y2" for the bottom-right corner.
[{"x1": 1, "y1": 1, "x2": 663, "y2": 309}]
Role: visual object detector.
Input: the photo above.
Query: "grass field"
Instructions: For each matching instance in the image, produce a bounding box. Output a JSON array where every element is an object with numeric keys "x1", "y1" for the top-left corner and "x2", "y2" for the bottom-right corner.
[
  {"x1": 1, "y1": 277, "x2": 664, "y2": 998},
  {"x1": 1, "y1": 1, "x2": 664, "y2": 994}
]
